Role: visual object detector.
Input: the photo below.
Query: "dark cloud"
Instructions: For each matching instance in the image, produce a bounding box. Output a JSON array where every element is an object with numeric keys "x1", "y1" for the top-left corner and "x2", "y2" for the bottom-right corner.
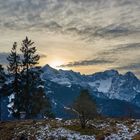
[
  {"x1": 82, "y1": 24, "x2": 136, "y2": 42},
  {"x1": 94, "y1": 25, "x2": 136, "y2": 39},
  {"x1": 59, "y1": 42, "x2": 140, "y2": 68},
  {"x1": 39, "y1": 54, "x2": 47, "y2": 58},
  {"x1": 115, "y1": 63, "x2": 140, "y2": 71},
  {"x1": 0, "y1": 0, "x2": 140, "y2": 76},
  {"x1": 66, "y1": 24, "x2": 140, "y2": 41},
  {"x1": 0, "y1": 0, "x2": 139, "y2": 40},
  {"x1": 98, "y1": 43, "x2": 140, "y2": 56},
  {"x1": 59, "y1": 58, "x2": 114, "y2": 67},
  {"x1": 114, "y1": 43, "x2": 140, "y2": 51}
]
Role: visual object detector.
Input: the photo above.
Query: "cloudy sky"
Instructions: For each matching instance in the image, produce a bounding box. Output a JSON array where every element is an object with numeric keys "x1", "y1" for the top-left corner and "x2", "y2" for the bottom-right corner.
[{"x1": 0, "y1": 0, "x2": 140, "y2": 77}]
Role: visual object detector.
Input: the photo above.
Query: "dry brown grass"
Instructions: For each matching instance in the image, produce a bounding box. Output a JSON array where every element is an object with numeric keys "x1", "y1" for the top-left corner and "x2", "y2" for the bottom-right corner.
[
  {"x1": 0, "y1": 118, "x2": 139, "y2": 140},
  {"x1": 133, "y1": 133, "x2": 140, "y2": 140},
  {"x1": 0, "y1": 120, "x2": 45, "y2": 140},
  {"x1": 0, "y1": 121, "x2": 16, "y2": 140}
]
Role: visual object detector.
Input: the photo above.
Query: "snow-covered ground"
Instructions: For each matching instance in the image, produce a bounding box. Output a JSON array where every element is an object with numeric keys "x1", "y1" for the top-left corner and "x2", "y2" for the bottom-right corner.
[
  {"x1": 105, "y1": 120, "x2": 140, "y2": 140},
  {"x1": 14, "y1": 121, "x2": 96, "y2": 140},
  {"x1": 11, "y1": 119, "x2": 140, "y2": 140},
  {"x1": 36, "y1": 126, "x2": 95, "y2": 140}
]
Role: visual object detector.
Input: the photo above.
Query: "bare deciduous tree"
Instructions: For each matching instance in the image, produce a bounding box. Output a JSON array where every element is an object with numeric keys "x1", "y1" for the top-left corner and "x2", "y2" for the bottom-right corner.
[{"x1": 71, "y1": 89, "x2": 97, "y2": 129}]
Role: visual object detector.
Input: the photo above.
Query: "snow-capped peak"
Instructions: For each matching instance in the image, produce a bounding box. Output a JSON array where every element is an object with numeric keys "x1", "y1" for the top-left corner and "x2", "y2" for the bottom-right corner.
[{"x1": 41, "y1": 65, "x2": 140, "y2": 106}]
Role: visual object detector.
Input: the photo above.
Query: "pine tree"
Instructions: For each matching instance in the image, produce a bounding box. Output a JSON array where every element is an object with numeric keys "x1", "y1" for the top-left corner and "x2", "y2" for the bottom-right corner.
[
  {"x1": 6, "y1": 37, "x2": 54, "y2": 119},
  {"x1": 7, "y1": 42, "x2": 21, "y2": 118},
  {"x1": 20, "y1": 37, "x2": 53, "y2": 118},
  {"x1": 0, "y1": 64, "x2": 6, "y2": 120},
  {"x1": 20, "y1": 37, "x2": 39, "y2": 118}
]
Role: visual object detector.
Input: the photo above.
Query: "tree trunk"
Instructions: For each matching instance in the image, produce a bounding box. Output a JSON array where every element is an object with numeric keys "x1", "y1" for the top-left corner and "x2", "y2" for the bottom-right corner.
[
  {"x1": 25, "y1": 46, "x2": 30, "y2": 118},
  {"x1": 79, "y1": 114, "x2": 86, "y2": 129},
  {"x1": 0, "y1": 92, "x2": 1, "y2": 121}
]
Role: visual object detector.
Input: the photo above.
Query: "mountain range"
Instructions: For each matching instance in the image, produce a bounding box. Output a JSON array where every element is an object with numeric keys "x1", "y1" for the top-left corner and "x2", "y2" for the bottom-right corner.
[
  {"x1": 41, "y1": 65, "x2": 140, "y2": 118},
  {"x1": 1, "y1": 64, "x2": 140, "y2": 120}
]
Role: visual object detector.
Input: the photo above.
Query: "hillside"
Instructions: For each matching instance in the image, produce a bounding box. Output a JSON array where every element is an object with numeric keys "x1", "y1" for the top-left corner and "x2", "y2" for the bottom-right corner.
[
  {"x1": 0, "y1": 118, "x2": 140, "y2": 140},
  {"x1": 42, "y1": 65, "x2": 140, "y2": 119},
  {"x1": 1, "y1": 66, "x2": 140, "y2": 120}
]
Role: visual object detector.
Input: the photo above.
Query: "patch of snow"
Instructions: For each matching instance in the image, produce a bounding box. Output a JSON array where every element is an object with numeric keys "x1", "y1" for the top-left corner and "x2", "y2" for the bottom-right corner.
[
  {"x1": 5, "y1": 80, "x2": 13, "y2": 85},
  {"x1": 52, "y1": 99, "x2": 57, "y2": 106},
  {"x1": 36, "y1": 125, "x2": 96, "y2": 140},
  {"x1": 56, "y1": 118, "x2": 63, "y2": 121},
  {"x1": 7, "y1": 102, "x2": 14, "y2": 108},
  {"x1": 133, "y1": 87, "x2": 140, "y2": 93},
  {"x1": 88, "y1": 78, "x2": 112, "y2": 93},
  {"x1": 67, "y1": 84, "x2": 72, "y2": 88},
  {"x1": 8, "y1": 94, "x2": 15, "y2": 102},
  {"x1": 106, "y1": 121, "x2": 140, "y2": 140},
  {"x1": 37, "y1": 85, "x2": 44, "y2": 89},
  {"x1": 64, "y1": 106, "x2": 71, "y2": 110},
  {"x1": 51, "y1": 78, "x2": 71, "y2": 86}
]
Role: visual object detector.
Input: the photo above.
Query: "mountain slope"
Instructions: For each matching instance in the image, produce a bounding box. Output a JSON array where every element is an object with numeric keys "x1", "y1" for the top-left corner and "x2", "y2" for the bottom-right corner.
[
  {"x1": 42, "y1": 65, "x2": 140, "y2": 104},
  {"x1": 1, "y1": 65, "x2": 140, "y2": 120},
  {"x1": 42, "y1": 65, "x2": 140, "y2": 118}
]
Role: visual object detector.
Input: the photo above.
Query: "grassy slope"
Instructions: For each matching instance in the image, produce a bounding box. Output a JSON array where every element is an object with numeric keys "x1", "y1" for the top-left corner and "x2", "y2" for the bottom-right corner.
[{"x1": 0, "y1": 118, "x2": 140, "y2": 140}]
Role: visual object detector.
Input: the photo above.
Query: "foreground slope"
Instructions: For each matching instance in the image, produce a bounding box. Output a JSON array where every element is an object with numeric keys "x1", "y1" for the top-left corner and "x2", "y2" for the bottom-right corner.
[{"x1": 0, "y1": 119, "x2": 140, "y2": 140}]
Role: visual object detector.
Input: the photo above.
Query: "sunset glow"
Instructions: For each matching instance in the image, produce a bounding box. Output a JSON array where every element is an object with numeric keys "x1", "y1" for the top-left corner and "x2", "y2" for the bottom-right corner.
[
  {"x1": 49, "y1": 59, "x2": 64, "y2": 69},
  {"x1": 0, "y1": 0, "x2": 140, "y2": 77}
]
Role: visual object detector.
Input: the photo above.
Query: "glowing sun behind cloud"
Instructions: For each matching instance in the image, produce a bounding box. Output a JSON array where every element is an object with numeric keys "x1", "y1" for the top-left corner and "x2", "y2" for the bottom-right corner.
[
  {"x1": 0, "y1": 0, "x2": 140, "y2": 77},
  {"x1": 49, "y1": 59, "x2": 65, "y2": 69}
]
